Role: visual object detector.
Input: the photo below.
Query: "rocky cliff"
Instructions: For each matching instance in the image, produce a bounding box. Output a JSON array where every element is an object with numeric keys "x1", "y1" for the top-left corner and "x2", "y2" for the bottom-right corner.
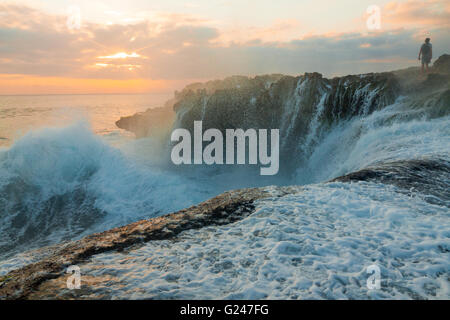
[{"x1": 116, "y1": 55, "x2": 450, "y2": 175}]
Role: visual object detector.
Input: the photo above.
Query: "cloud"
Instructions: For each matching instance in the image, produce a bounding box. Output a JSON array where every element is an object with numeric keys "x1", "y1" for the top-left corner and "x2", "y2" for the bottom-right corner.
[
  {"x1": 0, "y1": 2, "x2": 449, "y2": 92},
  {"x1": 0, "y1": 4, "x2": 221, "y2": 79},
  {"x1": 216, "y1": 19, "x2": 302, "y2": 44},
  {"x1": 383, "y1": 0, "x2": 450, "y2": 28}
]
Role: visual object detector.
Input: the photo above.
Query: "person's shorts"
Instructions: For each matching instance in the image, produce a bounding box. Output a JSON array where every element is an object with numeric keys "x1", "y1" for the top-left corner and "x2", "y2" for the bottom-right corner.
[{"x1": 422, "y1": 55, "x2": 431, "y2": 64}]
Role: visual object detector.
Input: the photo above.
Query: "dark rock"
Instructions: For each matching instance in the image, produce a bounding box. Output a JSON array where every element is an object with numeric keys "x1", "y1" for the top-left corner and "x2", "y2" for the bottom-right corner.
[{"x1": 433, "y1": 54, "x2": 450, "y2": 74}]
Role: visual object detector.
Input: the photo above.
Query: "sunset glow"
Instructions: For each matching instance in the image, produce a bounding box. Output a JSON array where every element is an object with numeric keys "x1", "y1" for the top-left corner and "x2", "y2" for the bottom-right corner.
[
  {"x1": 0, "y1": 74, "x2": 194, "y2": 95},
  {"x1": 0, "y1": 0, "x2": 449, "y2": 94},
  {"x1": 98, "y1": 52, "x2": 142, "y2": 59}
]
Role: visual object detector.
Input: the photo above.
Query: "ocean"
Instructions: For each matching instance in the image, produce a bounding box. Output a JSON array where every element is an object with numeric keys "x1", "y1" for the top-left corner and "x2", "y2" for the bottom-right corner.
[
  {"x1": 0, "y1": 75, "x2": 448, "y2": 299},
  {"x1": 0, "y1": 94, "x2": 171, "y2": 147}
]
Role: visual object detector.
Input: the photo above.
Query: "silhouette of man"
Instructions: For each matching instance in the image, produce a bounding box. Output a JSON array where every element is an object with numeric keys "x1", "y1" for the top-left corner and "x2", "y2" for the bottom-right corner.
[{"x1": 418, "y1": 38, "x2": 432, "y2": 73}]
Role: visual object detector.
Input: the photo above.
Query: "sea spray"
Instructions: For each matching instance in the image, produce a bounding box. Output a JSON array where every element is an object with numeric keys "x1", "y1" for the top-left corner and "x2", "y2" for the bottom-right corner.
[{"x1": 0, "y1": 121, "x2": 217, "y2": 260}]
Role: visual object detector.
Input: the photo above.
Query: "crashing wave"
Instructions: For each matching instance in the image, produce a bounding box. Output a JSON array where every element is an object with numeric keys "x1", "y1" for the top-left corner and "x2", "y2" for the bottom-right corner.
[{"x1": 0, "y1": 122, "x2": 216, "y2": 260}]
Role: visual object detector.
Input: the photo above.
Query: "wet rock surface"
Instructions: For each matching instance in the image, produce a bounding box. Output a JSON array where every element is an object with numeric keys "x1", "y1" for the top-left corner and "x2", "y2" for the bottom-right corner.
[
  {"x1": 0, "y1": 187, "x2": 272, "y2": 299},
  {"x1": 333, "y1": 158, "x2": 450, "y2": 207}
]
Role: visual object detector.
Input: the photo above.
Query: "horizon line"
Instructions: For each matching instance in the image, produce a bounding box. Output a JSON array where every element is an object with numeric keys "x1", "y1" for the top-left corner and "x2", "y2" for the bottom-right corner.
[{"x1": 0, "y1": 92, "x2": 174, "y2": 97}]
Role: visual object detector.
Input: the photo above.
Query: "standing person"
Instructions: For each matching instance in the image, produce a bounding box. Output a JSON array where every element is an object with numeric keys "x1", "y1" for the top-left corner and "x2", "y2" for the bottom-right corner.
[{"x1": 418, "y1": 38, "x2": 432, "y2": 73}]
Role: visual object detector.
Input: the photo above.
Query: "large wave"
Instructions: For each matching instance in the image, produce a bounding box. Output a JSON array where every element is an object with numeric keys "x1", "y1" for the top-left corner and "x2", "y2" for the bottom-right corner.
[{"x1": 0, "y1": 122, "x2": 216, "y2": 259}]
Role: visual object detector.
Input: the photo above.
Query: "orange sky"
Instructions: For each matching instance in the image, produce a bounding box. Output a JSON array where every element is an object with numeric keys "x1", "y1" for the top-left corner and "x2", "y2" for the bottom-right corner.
[
  {"x1": 1, "y1": 0, "x2": 449, "y2": 94},
  {"x1": 0, "y1": 74, "x2": 194, "y2": 95}
]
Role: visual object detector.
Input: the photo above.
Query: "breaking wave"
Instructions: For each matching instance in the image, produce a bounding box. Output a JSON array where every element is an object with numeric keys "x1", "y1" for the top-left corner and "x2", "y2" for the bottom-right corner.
[{"x1": 0, "y1": 122, "x2": 216, "y2": 259}]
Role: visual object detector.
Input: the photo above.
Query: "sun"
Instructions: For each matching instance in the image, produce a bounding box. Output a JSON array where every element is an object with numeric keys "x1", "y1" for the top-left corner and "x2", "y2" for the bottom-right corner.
[{"x1": 98, "y1": 52, "x2": 141, "y2": 59}]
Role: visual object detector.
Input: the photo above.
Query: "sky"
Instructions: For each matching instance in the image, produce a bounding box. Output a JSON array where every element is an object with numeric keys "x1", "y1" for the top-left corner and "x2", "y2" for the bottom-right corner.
[{"x1": 0, "y1": 0, "x2": 449, "y2": 94}]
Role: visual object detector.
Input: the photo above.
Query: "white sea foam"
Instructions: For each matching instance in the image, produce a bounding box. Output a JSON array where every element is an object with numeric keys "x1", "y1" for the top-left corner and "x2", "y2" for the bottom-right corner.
[{"x1": 77, "y1": 182, "x2": 449, "y2": 299}]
